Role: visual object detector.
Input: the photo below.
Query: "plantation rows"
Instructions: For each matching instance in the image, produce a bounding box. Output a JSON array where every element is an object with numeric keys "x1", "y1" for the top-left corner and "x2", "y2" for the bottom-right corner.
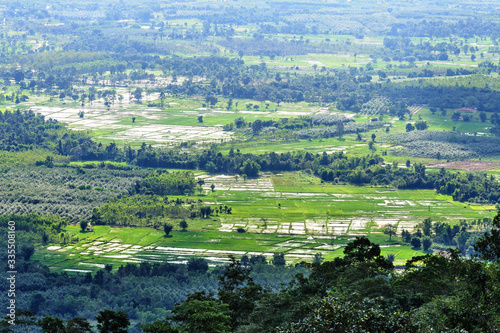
[
  {"x1": 311, "y1": 114, "x2": 353, "y2": 126},
  {"x1": 360, "y1": 97, "x2": 392, "y2": 115},
  {"x1": 0, "y1": 166, "x2": 149, "y2": 220},
  {"x1": 387, "y1": 131, "x2": 500, "y2": 159}
]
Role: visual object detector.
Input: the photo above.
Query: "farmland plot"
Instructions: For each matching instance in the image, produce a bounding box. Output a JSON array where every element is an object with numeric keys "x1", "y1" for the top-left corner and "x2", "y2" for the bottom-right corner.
[{"x1": 36, "y1": 171, "x2": 496, "y2": 270}]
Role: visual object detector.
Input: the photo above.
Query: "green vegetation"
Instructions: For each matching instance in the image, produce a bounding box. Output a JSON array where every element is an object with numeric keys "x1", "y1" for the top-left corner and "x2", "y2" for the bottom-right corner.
[{"x1": 1, "y1": 0, "x2": 500, "y2": 331}]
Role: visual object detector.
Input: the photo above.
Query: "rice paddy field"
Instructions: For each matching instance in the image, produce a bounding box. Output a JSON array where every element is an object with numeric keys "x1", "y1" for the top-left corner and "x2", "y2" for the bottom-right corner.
[
  {"x1": 34, "y1": 171, "x2": 496, "y2": 273},
  {"x1": 16, "y1": 88, "x2": 335, "y2": 146}
]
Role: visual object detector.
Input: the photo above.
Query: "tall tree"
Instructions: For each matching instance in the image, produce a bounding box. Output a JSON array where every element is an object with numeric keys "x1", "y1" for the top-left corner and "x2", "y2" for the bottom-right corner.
[
  {"x1": 384, "y1": 224, "x2": 397, "y2": 241},
  {"x1": 96, "y1": 310, "x2": 130, "y2": 333}
]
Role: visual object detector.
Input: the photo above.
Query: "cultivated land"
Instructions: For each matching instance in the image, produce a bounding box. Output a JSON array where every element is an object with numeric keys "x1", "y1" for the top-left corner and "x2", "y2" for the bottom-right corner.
[
  {"x1": 34, "y1": 171, "x2": 496, "y2": 272},
  {"x1": 3, "y1": 0, "x2": 500, "y2": 274}
]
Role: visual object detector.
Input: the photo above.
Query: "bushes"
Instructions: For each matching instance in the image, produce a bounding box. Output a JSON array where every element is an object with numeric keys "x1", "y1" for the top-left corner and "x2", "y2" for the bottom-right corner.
[{"x1": 137, "y1": 171, "x2": 196, "y2": 196}]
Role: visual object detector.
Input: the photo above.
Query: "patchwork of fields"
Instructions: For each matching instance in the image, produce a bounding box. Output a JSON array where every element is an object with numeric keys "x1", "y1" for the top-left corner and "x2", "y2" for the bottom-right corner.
[
  {"x1": 36, "y1": 171, "x2": 495, "y2": 272},
  {"x1": 26, "y1": 91, "x2": 331, "y2": 146}
]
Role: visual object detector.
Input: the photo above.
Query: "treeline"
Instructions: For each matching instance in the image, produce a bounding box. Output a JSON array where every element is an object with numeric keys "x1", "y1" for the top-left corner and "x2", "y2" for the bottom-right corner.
[
  {"x1": 4, "y1": 111, "x2": 500, "y2": 206},
  {"x1": 92, "y1": 195, "x2": 190, "y2": 226},
  {"x1": 0, "y1": 108, "x2": 128, "y2": 162},
  {"x1": 0, "y1": 214, "x2": 67, "y2": 247},
  {"x1": 381, "y1": 83, "x2": 500, "y2": 112},
  {"x1": 219, "y1": 37, "x2": 338, "y2": 57},
  {"x1": 133, "y1": 145, "x2": 500, "y2": 204},
  {"x1": 136, "y1": 171, "x2": 196, "y2": 196},
  {"x1": 388, "y1": 18, "x2": 500, "y2": 39},
  {"x1": 318, "y1": 160, "x2": 500, "y2": 204},
  {"x1": 223, "y1": 115, "x2": 352, "y2": 133}
]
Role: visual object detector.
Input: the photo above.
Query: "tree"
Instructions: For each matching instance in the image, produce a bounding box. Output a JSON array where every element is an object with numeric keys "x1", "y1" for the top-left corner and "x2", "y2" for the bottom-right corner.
[
  {"x1": 200, "y1": 206, "x2": 212, "y2": 218},
  {"x1": 371, "y1": 133, "x2": 376, "y2": 142},
  {"x1": 197, "y1": 178, "x2": 205, "y2": 193},
  {"x1": 21, "y1": 244, "x2": 35, "y2": 260},
  {"x1": 451, "y1": 112, "x2": 461, "y2": 121},
  {"x1": 164, "y1": 223, "x2": 173, "y2": 236},
  {"x1": 240, "y1": 160, "x2": 260, "y2": 177},
  {"x1": 313, "y1": 253, "x2": 324, "y2": 264},
  {"x1": 234, "y1": 117, "x2": 246, "y2": 128},
  {"x1": 422, "y1": 218, "x2": 432, "y2": 236},
  {"x1": 198, "y1": 115, "x2": 204, "y2": 123},
  {"x1": 218, "y1": 256, "x2": 265, "y2": 329},
  {"x1": 384, "y1": 224, "x2": 396, "y2": 241},
  {"x1": 278, "y1": 295, "x2": 414, "y2": 333},
  {"x1": 252, "y1": 119, "x2": 263, "y2": 135},
  {"x1": 454, "y1": 231, "x2": 469, "y2": 254},
  {"x1": 474, "y1": 213, "x2": 500, "y2": 261},
  {"x1": 96, "y1": 310, "x2": 130, "y2": 333},
  {"x1": 133, "y1": 88, "x2": 143, "y2": 102},
  {"x1": 406, "y1": 123, "x2": 415, "y2": 132},
  {"x1": 80, "y1": 220, "x2": 88, "y2": 232},
  {"x1": 172, "y1": 295, "x2": 231, "y2": 333},
  {"x1": 479, "y1": 112, "x2": 487, "y2": 122},
  {"x1": 211, "y1": 183, "x2": 215, "y2": 192},
  {"x1": 415, "y1": 121, "x2": 428, "y2": 130},
  {"x1": 344, "y1": 236, "x2": 381, "y2": 262},
  {"x1": 411, "y1": 237, "x2": 421, "y2": 249},
  {"x1": 38, "y1": 315, "x2": 65, "y2": 333},
  {"x1": 273, "y1": 252, "x2": 286, "y2": 267},
  {"x1": 180, "y1": 219, "x2": 188, "y2": 231},
  {"x1": 422, "y1": 237, "x2": 433, "y2": 251},
  {"x1": 14, "y1": 70, "x2": 24, "y2": 83},
  {"x1": 159, "y1": 91, "x2": 166, "y2": 108},
  {"x1": 66, "y1": 317, "x2": 93, "y2": 333},
  {"x1": 185, "y1": 257, "x2": 208, "y2": 273}
]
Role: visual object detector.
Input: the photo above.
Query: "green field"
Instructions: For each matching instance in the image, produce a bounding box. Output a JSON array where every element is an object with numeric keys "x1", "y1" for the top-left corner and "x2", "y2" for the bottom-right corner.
[{"x1": 35, "y1": 171, "x2": 495, "y2": 272}]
